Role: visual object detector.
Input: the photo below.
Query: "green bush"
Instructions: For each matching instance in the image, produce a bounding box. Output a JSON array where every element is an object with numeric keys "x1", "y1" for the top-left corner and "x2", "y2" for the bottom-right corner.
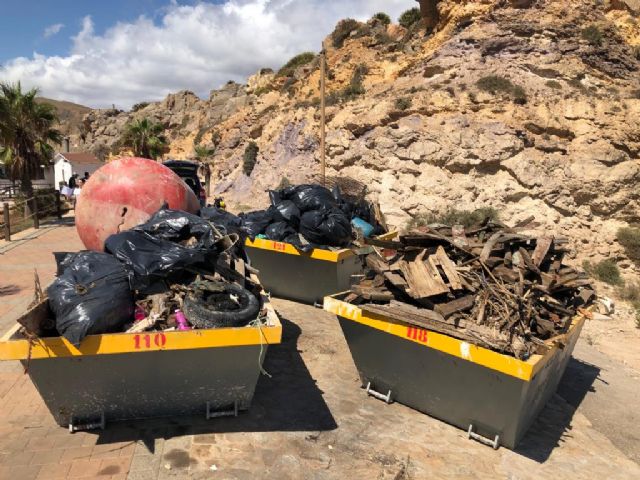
[
  {"x1": 281, "y1": 77, "x2": 297, "y2": 95},
  {"x1": 618, "y1": 281, "x2": 640, "y2": 328},
  {"x1": 476, "y1": 75, "x2": 527, "y2": 104},
  {"x1": 277, "y1": 52, "x2": 316, "y2": 78},
  {"x1": 341, "y1": 64, "x2": 368, "y2": 100},
  {"x1": 582, "y1": 25, "x2": 603, "y2": 46},
  {"x1": 243, "y1": 141, "x2": 259, "y2": 176},
  {"x1": 326, "y1": 91, "x2": 341, "y2": 106},
  {"x1": 477, "y1": 75, "x2": 514, "y2": 94},
  {"x1": 395, "y1": 97, "x2": 412, "y2": 111},
  {"x1": 399, "y1": 8, "x2": 422, "y2": 29},
  {"x1": 620, "y1": 281, "x2": 640, "y2": 303},
  {"x1": 407, "y1": 207, "x2": 499, "y2": 230},
  {"x1": 617, "y1": 227, "x2": 640, "y2": 264},
  {"x1": 512, "y1": 85, "x2": 527, "y2": 104},
  {"x1": 131, "y1": 102, "x2": 149, "y2": 112},
  {"x1": 582, "y1": 259, "x2": 623, "y2": 286},
  {"x1": 374, "y1": 32, "x2": 394, "y2": 45},
  {"x1": 332, "y1": 19, "x2": 360, "y2": 48},
  {"x1": 253, "y1": 85, "x2": 273, "y2": 96},
  {"x1": 545, "y1": 80, "x2": 562, "y2": 89},
  {"x1": 277, "y1": 177, "x2": 291, "y2": 190},
  {"x1": 373, "y1": 12, "x2": 391, "y2": 26}
]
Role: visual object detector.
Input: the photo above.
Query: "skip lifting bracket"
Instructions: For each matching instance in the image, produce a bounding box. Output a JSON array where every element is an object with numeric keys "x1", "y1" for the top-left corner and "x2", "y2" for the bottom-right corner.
[
  {"x1": 69, "y1": 412, "x2": 106, "y2": 433},
  {"x1": 206, "y1": 400, "x2": 238, "y2": 419},
  {"x1": 467, "y1": 424, "x2": 500, "y2": 450},
  {"x1": 365, "y1": 382, "x2": 393, "y2": 404}
]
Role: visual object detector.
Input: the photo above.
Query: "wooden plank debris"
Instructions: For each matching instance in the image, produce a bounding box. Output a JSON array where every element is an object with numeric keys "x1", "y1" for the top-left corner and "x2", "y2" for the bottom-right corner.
[
  {"x1": 344, "y1": 215, "x2": 595, "y2": 360},
  {"x1": 399, "y1": 251, "x2": 449, "y2": 299}
]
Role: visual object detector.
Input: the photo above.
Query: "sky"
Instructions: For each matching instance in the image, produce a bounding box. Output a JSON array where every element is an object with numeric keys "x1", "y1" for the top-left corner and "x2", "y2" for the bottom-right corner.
[{"x1": 0, "y1": 0, "x2": 411, "y2": 109}]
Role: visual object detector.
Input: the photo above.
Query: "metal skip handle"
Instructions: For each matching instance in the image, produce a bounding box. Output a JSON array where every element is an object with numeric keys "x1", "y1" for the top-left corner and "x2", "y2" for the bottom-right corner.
[
  {"x1": 69, "y1": 412, "x2": 105, "y2": 433},
  {"x1": 467, "y1": 424, "x2": 500, "y2": 450},
  {"x1": 365, "y1": 382, "x2": 393, "y2": 404}
]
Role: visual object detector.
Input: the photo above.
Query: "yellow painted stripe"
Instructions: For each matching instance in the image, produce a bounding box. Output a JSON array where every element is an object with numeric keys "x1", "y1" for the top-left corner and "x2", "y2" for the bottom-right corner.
[
  {"x1": 245, "y1": 231, "x2": 399, "y2": 263},
  {"x1": 245, "y1": 237, "x2": 344, "y2": 261},
  {"x1": 0, "y1": 323, "x2": 282, "y2": 360},
  {"x1": 323, "y1": 296, "x2": 585, "y2": 382}
]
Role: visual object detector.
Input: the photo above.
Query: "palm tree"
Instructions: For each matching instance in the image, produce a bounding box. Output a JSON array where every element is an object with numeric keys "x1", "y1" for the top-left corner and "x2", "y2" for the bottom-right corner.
[
  {"x1": 120, "y1": 118, "x2": 168, "y2": 160},
  {"x1": 193, "y1": 144, "x2": 215, "y2": 197},
  {"x1": 0, "y1": 82, "x2": 62, "y2": 199}
]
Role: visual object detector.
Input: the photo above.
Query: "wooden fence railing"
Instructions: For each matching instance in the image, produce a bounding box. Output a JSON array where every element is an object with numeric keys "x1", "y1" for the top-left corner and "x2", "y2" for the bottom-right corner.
[{"x1": 0, "y1": 191, "x2": 68, "y2": 241}]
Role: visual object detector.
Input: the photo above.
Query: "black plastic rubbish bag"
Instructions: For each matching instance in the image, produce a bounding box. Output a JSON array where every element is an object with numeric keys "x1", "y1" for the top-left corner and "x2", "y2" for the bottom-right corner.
[
  {"x1": 105, "y1": 230, "x2": 211, "y2": 292},
  {"x1": 279, "y1": 184, "x2": 337, "y2": 212},
  {"x1": 240, "y1": 209, "x2": 275, "y2": 238},
  {"x1": 283, "y1": 233, "x2": 315, "y2": 253},
  {"x1": 268, "y1": 190, "x2": 282, "y2": 206},
  {"x1": 137, "y1": 208, "x2": 217, "y2": 249},
  {"x1": 200, "y1": 207, "x2": 245, "y2": 238},
  {"x1": 299, "y1": 208, "x2": 352, "y2": 246},
  {"x1": 47, "y1": 251, "x2": 134, "y2": 346},
  {"x1": 264, "y1": 221, "x2": 297, "y2": 241},
  {"x1": 273, "y1": 200, "x2": 301, "y2": 227}
]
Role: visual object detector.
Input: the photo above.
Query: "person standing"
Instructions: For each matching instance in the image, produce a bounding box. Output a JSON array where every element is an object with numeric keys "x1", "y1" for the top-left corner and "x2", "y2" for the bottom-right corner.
[{"x1": 68, "y1": 173, "x2": 78, "y2": 190}]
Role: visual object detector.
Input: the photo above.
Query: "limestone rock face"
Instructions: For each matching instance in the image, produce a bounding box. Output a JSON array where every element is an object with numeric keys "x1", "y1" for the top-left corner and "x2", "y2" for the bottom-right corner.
[
  {"x1": 77, "y1": 80, "x2": 251, "y2": 159},
  {"x1": 80, "y1": 0, "x2": 640, "y2": 270}
]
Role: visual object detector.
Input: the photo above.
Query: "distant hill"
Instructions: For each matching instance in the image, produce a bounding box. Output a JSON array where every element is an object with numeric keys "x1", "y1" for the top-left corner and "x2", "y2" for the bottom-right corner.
[{"x1": 37, "y1": 97, "x2": 91, "y2": 136}]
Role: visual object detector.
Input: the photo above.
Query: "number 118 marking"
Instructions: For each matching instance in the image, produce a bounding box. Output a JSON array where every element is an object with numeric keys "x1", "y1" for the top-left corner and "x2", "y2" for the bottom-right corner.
[{"x1": 406, "y1": 326, "x2": 428, "y2": 343}]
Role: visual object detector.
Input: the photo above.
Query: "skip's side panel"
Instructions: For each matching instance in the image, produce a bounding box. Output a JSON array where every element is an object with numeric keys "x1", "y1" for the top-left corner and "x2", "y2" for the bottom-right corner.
[
  {"x1": 22, "y1": 345, "x2": 266, "y2": 426},
  {"x1": 247, "y1": 247, "x2": 362, "y2": 304},
  {"x1": 338, "y1": 317, "x2": 527, "y2": 448}
]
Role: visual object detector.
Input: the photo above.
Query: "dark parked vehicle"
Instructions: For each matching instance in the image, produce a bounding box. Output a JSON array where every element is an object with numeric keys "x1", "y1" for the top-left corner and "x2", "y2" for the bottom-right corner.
[{"x1": 163, "y1": 160, "x2": 206, "y2": 206}]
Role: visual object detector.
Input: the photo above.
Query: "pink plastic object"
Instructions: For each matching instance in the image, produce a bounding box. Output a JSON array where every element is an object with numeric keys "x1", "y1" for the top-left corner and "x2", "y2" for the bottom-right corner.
[
  {"x1": 75, "y1": 157, "x2": 200, "y2": 251},
  {"x1": 175, "y1": 310, "x2": 191, "y2": 331},
  {"x1": 134, "y1": 306, "x2": 146, "y2": 321}
]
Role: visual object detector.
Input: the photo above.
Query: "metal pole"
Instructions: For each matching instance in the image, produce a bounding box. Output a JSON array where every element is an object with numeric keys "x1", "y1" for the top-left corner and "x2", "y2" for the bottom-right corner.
[
  {"x1": 3, "y1": 203, "x2": 10, "y2": 241},
  {"x1": 33, "y1": 195, "x2": 39, "y2": 229},
  {"x1": 320, "y1": 46, "x2": 326, "y2": 187},
  {"x1": 56, "y1": 191, "x2": 62, "y2": 219}
]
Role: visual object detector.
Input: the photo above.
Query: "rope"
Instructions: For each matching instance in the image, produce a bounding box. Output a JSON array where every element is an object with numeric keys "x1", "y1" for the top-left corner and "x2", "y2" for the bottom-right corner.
[{"x1": 249, "y1": 315, "x2": 272, "y2": 378}]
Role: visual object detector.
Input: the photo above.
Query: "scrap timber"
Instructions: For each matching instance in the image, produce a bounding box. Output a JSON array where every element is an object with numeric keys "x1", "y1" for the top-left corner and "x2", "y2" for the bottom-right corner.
[{"x1": 349, "y1": 219, "x2": 595, "y2": 359}]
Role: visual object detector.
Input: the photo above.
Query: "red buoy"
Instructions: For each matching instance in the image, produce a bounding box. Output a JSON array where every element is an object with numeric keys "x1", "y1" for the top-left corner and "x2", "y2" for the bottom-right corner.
[{"x1": 75, "y1": 157, "x2": 200, "y2": 251}]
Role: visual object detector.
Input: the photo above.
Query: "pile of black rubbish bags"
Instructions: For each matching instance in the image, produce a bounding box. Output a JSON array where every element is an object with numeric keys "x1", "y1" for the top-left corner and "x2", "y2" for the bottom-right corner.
[
  {"x1": 201, "y1": 184, "x2": 385, "y2": 251},
  {"x1": 44, "y1": 184, "x2": 383, "y2": 346},
  {"x1": 48, "y1": 208, "x2": 253, "y2": 346}
]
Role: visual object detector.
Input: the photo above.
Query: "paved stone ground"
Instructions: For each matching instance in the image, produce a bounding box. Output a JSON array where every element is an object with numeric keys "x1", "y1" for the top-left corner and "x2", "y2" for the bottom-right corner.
[
  {"x1": 0, "y1": 217, "x2": 83, "y2": 333},
  {"x1": 0, "y1": 223, "x2": 639, "y2": 479}
]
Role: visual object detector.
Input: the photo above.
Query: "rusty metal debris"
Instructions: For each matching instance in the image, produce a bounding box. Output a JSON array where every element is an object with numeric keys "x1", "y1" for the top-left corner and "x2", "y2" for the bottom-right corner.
[{"x1": 347, "y1": 218, "x2": 595, "y2": 359}]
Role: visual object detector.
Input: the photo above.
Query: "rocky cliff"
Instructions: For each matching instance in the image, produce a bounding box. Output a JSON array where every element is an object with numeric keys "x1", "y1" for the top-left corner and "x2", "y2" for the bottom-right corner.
[{"x1": 81, "y1": 0, "x2": 640, "y2": 270}]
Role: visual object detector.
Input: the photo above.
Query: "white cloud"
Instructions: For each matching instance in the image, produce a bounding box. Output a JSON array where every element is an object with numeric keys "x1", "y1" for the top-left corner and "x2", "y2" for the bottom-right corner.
[
  {"x1": 43, "y1": 23, "x2": 65, "y2": 38},
  {"x1": 0, "y1": 0, "x2": 410, "y2": 108}
]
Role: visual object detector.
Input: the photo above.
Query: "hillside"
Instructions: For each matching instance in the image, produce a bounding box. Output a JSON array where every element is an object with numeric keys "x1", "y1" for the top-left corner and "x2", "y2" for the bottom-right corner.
[
  {"x1": 79, "y1": 0, "x2": 640, "y2": 271},
  {"x1": 37, "y1": 97, "x2": 91, "y2": 137}
]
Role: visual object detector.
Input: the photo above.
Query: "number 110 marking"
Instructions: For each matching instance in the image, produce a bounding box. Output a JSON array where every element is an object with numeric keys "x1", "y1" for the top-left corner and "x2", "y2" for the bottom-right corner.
[{"x1": 133, "y1": 333, "x2": 167, "y2": 349}]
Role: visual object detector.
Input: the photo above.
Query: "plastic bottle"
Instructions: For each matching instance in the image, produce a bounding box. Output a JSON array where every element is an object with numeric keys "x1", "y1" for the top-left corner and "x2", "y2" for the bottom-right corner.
[{"x1": 175, "y1": 310, "x2": 191, "y2": 331}]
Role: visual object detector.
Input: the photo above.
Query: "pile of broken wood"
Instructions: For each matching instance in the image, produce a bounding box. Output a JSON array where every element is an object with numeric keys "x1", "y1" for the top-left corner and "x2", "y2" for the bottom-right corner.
[{"x1": 348, "y1": 217, "x2": 595, "y2": 359}]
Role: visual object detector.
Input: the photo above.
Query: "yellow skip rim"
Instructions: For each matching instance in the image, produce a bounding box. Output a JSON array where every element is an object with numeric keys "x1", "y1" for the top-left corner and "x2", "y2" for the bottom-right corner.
[
  {"x1": 0, "y1": 309, "x2": 282, "y2": 360},
  {"x1": 245, "y1": 231, "x2": 398, "y2": 263},
  {"x1": 323, "y1": 295, "x2": 586, "y2": 382}
]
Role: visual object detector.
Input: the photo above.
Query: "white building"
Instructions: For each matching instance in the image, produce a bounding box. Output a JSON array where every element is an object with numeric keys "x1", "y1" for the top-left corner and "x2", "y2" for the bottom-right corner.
[{"x1": 54, "y1": 152, "x2": 104, "y2": 189}]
